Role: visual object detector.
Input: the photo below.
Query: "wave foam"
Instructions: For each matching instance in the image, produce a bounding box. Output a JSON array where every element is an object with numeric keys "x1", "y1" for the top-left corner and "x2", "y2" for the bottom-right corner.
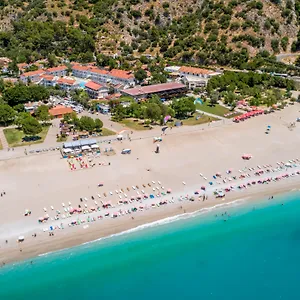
[{"x1": 81, "y1": 198, "x2": 245, "y2": 246}]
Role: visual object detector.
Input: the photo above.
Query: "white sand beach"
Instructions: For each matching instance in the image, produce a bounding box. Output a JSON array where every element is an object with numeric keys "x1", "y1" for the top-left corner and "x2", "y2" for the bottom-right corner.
[{"x1": 1, "y1": 104, "x2": 300, "y2": 264}]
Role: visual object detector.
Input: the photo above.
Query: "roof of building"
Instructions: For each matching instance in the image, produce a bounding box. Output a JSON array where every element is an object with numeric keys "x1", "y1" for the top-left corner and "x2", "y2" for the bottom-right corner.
[
  {"x1": 63, "y1": 139, "x2": 97, "y2": 148},
  {"x1": 49, "y1": 105, "x2": 74, "y2": 116},
  {"x1": 122, "y1": 82, "x2": 186, "y2": 96},
  {"x1": 72, "y1": 65, "x2": 91, "y2": 72},
  {"x1": 56, "y1": 78, "x2": 76, "y2": 85},
  {"x1": 46, "y1": 65, "x2": 67, "y2": 72},
  {"x1": 85, "y1": 81, "x2": 104, "y2": 91},
  {"x1": 40, "y1": 74, "x2": 55, "y2": 81},
  {"x1": 90, "y1": 67, "x2": 109, "y2": 75},
  {"x1": 21, "y1": 70, "x2": 45, "y2": 77},
  {"x1": 109, "y1": 69, "x2": 134, "y2": 80},
  {"x1": 17, "y1": 63, "x2": 28, "y2": 69},
  {"x1": 179, "y1": 66, "x2": 214, "y2": 75}
]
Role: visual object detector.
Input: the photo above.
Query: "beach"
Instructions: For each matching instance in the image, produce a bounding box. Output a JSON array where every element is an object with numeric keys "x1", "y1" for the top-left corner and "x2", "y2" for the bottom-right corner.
[{"x1": 1, "y1": 104, "x2": 300, "y2": 264}]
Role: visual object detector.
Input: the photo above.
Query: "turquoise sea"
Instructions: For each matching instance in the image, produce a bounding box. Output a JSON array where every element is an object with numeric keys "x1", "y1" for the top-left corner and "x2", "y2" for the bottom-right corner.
[{"x1": 1, "y1": 192, "x2": 300, "y2": 300}]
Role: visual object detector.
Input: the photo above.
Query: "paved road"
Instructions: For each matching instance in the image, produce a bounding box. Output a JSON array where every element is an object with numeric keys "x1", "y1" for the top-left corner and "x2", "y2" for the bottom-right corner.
[
  {"x1": 196, "y1": 109, "x2": 229, "y2": 122},
  {"x1": 0, "y1": 117, "x2": 231, "y2": 161},
  {"x1": 0, "y1": 127, "x2": 8, "y2": 149},
  {"x1": 276, "y1": 53, "x2": 300, "y2": 63}
]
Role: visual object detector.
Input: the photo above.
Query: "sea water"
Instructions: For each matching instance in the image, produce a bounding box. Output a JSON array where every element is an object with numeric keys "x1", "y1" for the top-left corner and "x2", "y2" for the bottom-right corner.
[{"x1": 1, "y1": 192, "x2": 300, "y2": 300}]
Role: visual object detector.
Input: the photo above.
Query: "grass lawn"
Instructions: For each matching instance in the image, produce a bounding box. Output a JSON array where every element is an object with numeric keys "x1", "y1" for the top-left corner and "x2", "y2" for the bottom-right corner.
[
  {"x1": 4, "y1": 126, "x2": 50, "y2": 147},
  {"x1": 56, "y1": 135, "x2": 68, "y2": 142},
  {"x1": 180, "y1": 114, "x2": 219, "y2": 126},
  {"x1": 196, "y1": 102, "x2": 239, "y2": 118},
  {"x1": 0, "y1": 139, "x2": 2, "y2": 150},
  {"x1": 120, "y1": 119, "x2": 152, "y2": 131},
  {"x1": 100, "y1": 128, "x2": 117, "y2": 136}
]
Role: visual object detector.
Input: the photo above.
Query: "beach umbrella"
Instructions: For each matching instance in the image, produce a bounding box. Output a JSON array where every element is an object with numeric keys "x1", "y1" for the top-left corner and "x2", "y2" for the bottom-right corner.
[
  {"x1": 150, "y1": 194, "x2": 155, "y2": 199},
  {"x1": 18, "y1": 236, "x2": 25, "y2": 242},
  {"x1": 201, "y1": 186, "x2": 206, "y2": 190},
  {"x1": 162, "y1": 126, "x2": 168, "y2": 132},
  {"x1": 38, "y1": 217, "x2": 44, "y2": 222},
  {"x1": 167, "y1": 189, "x2": 172, "y2": 194},
  {"x1": 194, "y1": 190, "x2": 199, "y2": 195},
  {"x1": 209, "y1": 182, "x2": 213, "y2": 185}
]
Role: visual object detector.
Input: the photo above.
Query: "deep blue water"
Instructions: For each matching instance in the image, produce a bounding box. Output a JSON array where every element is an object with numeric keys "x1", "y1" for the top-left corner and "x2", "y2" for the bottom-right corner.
[{"x1": 1, "y1": 192, "x2": 300, "y2": 300}]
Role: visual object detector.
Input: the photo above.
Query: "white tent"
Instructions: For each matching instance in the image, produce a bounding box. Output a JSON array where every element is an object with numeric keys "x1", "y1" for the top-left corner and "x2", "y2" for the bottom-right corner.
[
  {"x1": 91, "y1": 144, "x2": 99, "y2": 149},
  {"x1": 63, "y1": 148, "x2": 73, "y2": 153},
  {"x1": 82, "y1": 145, "x2": 91, "y2": 151}
]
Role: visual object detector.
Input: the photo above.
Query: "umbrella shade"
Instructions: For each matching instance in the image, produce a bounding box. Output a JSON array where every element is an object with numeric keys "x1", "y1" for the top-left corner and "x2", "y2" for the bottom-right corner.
[
  {"x1": 167, "y1": 189, "x2": 172, "y2": 193},
  {"x1": 18, "y1": 236, "x2": 25, "y2": 241},
  {"x1": 201, "y1": 186, "x2": 206, "y2": 190}
]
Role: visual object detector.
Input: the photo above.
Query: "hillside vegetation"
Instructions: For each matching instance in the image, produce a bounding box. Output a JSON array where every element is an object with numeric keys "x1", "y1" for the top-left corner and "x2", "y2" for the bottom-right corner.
[{"x1": 0, "y1": 0, "x2": 300, "y2": 70}]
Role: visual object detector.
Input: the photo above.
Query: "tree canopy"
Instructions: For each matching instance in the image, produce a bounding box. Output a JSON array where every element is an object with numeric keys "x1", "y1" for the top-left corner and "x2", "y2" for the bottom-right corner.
[
  {"x1": 35, "y1": 105, "x2": 51, "y2": 123},
  {"x1": 171, "y1": 97, "x2": 196, "y2": 119},
  {"x1": 3, "y1": 85, "x2": 50, "y2": 106},
  {"x1": 0, "y1": 104, "x2": 16, "y2": 126},
  {"x1": 22, "y1": 115, "x2": 42, "y2": 135}
]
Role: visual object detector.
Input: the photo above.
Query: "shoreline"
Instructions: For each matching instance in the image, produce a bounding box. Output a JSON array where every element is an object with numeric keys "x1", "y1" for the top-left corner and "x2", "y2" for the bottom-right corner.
[{"x1": 1, "y1": 177, "x2": 299, "y2": 267}]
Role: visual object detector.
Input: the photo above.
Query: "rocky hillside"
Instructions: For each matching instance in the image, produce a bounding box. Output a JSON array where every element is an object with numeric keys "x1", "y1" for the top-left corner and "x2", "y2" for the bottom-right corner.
[{"x1": 0, "y1": 0, "x2": 300, "y2": 67}]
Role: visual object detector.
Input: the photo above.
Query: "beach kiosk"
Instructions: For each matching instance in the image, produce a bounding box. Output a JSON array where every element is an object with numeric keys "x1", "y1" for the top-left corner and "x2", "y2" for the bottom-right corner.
[{"x1": 62, "y1": 139, "x2": 100, "y2": 157}]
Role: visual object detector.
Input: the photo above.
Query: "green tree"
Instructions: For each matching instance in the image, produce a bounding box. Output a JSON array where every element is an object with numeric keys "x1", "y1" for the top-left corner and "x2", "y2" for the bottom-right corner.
[
  {"x1": 22, "y1": 116, "x2": 42, "y2": 135},
  {"x1": 13, "y1": 104, "x2": 25, "y2": 112},
  {"x1": 7, "y1": 60, "x2": 19, "y2": 76},
  {"x1": 0, "y1": 104, "x2": 16, "y2": 126},
  {"x1": 94, "y1": 118, "x2": 103, "y2": 131},
  {"x1": 172, "y1": 97, "x2": 195, "y2": 119},
  {"x1": 79, "y1": 116, "x2": 95, "y2": 132},
  {"x1": 210, "y1": 91, "x2": 220, "y2": 106},
  {"x1": 15, "y1": 111, "x2": 31, "y2": 129},
  {"x1": 35, "y1": 105, "x2": 51, "y2": 123},
  {"x1": 47, "y1": 53, "x2": 58, "y2": 68},
  {"x1": 134, "y1": 68, "x2": 147, "y2": 82},
  {"x1": 144, "y1": 103, "x2": 162, "y2": 122}
]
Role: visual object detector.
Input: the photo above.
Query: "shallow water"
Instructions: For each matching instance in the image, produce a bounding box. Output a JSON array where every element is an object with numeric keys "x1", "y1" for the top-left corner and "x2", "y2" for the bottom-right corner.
[{"x1": 1, "y1": 192, "x2": 300, "y2": 300}]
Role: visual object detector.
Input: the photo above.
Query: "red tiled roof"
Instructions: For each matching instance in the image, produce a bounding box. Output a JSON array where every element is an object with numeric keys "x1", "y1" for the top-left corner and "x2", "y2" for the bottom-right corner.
[
  {"x1": 21, "y1": 70, "x2": 45, "y2": 77},
  {"x1": 40, "y1": 74, "x2": 55, "y2": 81},
  {"x1": 179, "y1": 66, "x2": 213, "y2": 75},
  {"x1": 72, "y1": 65, "x2": 91, "y2": 71},
  {"x1": 46, "y1": 65, "x2": 67, "y2": 72},
  {"x1": 85, "y1": 81, "x2": 104, "y2": 91},
  {"x1": 122, "y1": 82, "x2": 186, "y2": 96},
  {"x1": 109, "y1": 69, "x2": 134, "y2": 80},
  {"x1": 49, "y1": 105, "x2": 73, "y2": 116},
  {"x1": 17, "y1": 63, "x2": 28, "y2": 69},
  {"x1": 90, "y1": 67, "x2": 109, "y2": 75},
  {"x1": 56, "y1": 78, "x2": 76, "y2": 85}
]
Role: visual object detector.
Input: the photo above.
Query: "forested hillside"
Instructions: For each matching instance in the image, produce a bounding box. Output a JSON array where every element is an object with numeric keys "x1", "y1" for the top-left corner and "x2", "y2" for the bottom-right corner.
[{"x1": 0, "y1": 0, "x2": 300, "y2": 70}]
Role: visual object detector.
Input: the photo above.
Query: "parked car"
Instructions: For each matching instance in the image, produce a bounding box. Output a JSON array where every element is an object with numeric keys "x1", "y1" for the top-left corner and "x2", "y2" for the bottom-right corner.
[{"x1": 121, "y1": 149, "x2": 131, "y2": 154}]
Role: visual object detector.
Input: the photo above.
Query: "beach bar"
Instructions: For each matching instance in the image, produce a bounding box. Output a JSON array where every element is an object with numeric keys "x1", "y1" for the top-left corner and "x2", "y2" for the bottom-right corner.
[
  {"x1": 121, "y1": 82, "x2": 187, "y2": 100},
  {"x1": 62, "y1": 139, "x2": 99, "y2": 157}
]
